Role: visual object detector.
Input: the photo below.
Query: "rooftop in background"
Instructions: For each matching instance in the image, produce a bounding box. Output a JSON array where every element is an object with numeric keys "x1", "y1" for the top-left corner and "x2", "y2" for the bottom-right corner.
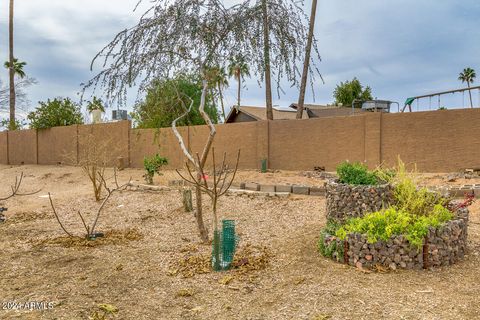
[{"x1": 225, "y1": 105, "x2": 309, "y2": 123}]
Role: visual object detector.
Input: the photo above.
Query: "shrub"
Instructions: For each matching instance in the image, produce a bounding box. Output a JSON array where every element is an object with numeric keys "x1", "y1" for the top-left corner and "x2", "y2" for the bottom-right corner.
[
  {"x1": 336, "y1": 161, "x2": 378, "y2": 185},
  {"x1": 28, "y1": 98, "x2": 84, "y2": 129},
  {"x1": 318, "y1": 220, "x2": 344, "y2": 261},
  {"x1": 390, "y1": 159, "x2": 447, "y2": 216},
  {"x1": 143, "y1": 154, "x2": 168, "y2": 184},
  {"x1": 336, "y1": 205, "x2": 454, "y2": 249}
]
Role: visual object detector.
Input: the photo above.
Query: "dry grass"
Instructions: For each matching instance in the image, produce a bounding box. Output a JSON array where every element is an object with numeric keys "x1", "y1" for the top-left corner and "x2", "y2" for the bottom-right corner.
[{"x1": 0, "y1": 165, "x2": 479, "y2": 319}]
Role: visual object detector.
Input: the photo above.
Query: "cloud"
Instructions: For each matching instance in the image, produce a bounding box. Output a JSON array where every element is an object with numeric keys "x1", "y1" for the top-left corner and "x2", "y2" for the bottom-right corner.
[{"x1": 0, "y1": 0, "x2": 479, "y2": 114}]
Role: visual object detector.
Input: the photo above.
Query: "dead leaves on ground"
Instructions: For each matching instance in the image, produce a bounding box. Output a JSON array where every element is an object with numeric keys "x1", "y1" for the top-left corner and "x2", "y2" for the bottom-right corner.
[{"x1": 168, "y1": 243, "x2": 272, "y2": 279}]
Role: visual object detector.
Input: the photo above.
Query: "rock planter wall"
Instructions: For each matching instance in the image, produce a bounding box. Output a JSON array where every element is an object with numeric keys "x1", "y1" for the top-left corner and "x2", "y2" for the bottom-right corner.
[
  {"x1": 322, "y1": 207, "x2": 469, "y2": 270},
  {"x1": 325, "y1": 180, "x2": 394, "y2": 222}
]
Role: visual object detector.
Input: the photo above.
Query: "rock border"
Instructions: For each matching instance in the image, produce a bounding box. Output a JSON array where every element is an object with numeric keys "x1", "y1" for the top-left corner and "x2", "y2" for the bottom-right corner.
[
  {"x1": 322, "y1": 207, "x2": 469, "y2": 270},
  {"x1": 325, "y1": 180, "x2": 394, "y2": 222}
]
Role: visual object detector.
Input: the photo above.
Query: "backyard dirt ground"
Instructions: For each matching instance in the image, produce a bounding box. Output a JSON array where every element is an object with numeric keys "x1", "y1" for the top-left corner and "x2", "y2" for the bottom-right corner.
[{"x1": 0, "y1": 164, "x2": 479, "y2": 320}]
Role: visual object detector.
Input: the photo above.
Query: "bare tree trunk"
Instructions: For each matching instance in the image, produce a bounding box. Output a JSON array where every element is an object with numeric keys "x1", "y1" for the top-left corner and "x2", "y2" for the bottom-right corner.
[
  {"x1": 237, "y1": 75, "x2": 241, "y2": 110},
  {"x1": 218, "y1": 84, "x2": 226, "y2": 122},
  {"x1": 195, "y1": 183, "x2": 209, "y2": 242},
  {"x1": 262, "y1": 0, "x2": 273, "y2": 120},
  {"x1": 172, "y1": 79, "x2": 215, "y2": 243},
  {"x1": 8, "y1": 0, "x2": 16, "y2": 130},
  {"x1": 467, "y1": 81, "x2": 473, "y2": 108},
  {"x1": 296, "y1": 0, "x2": 318, "y2": 119}
]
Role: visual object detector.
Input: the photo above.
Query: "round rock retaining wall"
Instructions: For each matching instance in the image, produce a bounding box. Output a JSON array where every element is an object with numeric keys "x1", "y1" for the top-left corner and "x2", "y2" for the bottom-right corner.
[
  {"x1": 323, "y1": 207, "x2": 469, "y2": 270},
  {"x1": 325, "y1": 180, "x2": 394, "y2": 222}
]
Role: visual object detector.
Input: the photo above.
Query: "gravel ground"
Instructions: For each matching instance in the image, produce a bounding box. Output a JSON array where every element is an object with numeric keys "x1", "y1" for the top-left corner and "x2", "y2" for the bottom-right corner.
[{"x1": 0, "y1": 165, "x2": 479, "y2": 320}]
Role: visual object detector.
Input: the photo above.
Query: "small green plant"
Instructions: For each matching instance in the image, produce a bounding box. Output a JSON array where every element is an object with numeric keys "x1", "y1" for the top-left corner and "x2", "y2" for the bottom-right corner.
[
  {"x1": 438, "y1": 106, "x2": 447, "y2": 110},
  {"x1": 143, "y1": 154, "x2": 168, "y2": 184},
  {"x1": 336, "y1": 161, "x2": 378, "y2": 185},
  {"x1": 89, "y1": 304, "x2": 118, "y2": 320},
  {"x1": 318, "y1": 220, "x2": 344, "y2": 262},
  {"x1": 336, "y1": 205, "x2": 453, "y2": 249}
]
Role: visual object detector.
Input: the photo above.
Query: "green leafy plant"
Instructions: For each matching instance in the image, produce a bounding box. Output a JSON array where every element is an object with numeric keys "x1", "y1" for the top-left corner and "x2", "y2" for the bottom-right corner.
[
  {"x1": 336, "y1": 161, "x2": 378, "y2": 185},
  {"x1": 86, "y1": 96, "x2": 106, "y2": 113},
  {"x1": 318, "y1": 220, "x2": 344, "y2": 261},
  {"x1": 336, "y1": 205, "x2": 454, "y2": 249},
  {"x1": 390, "y1": 159, "x2": 447, "y2": 216},
  {"x1": 143, "y1": 154, "x2": 168, "y2": 184},
  {"x1": 27, "y1": 97, "x2": 84, "y2": 129}
]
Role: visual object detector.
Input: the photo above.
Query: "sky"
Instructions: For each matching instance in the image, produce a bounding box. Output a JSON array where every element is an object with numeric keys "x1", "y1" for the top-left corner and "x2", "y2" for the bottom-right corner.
[{"x1": 1, "y1": 0, "x2": 480, "y2": 120}]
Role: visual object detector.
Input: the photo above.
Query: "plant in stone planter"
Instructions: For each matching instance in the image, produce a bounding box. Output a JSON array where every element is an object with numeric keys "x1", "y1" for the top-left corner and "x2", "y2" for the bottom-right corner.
[
  {"x1": 143, "y1": 154, "x2": 168, "y2": 184},
  {"x1": 336, "y1": 161, "x2": 378, "y2": 186}
]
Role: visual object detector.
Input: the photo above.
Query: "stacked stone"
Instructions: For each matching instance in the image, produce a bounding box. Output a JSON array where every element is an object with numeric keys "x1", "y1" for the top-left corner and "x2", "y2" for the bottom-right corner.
[
  {"x1": 322, "y1": 208, "x2": 469, "y2": 270},
  {"x1": 344, "y1": 234, "x2": 423, "y2": 270},
  {"x1": 426, "y1": 208, "x2": 469, "y2": 267},
  {"x1": 325, "y1": 180, "x2": 394, "y2": 222}
]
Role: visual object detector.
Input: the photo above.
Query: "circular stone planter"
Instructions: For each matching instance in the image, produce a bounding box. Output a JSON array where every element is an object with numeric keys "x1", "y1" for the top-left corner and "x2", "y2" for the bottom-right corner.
[
  {"x1": 322, "y1": 207, "x2": 469, "y2": 270},
  {"x1": 325, "y1": 179, "x2": 394, "y2": 222}
]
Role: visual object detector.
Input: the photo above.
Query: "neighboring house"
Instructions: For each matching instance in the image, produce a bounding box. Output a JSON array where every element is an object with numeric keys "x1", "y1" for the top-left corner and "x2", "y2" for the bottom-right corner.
[
  {"x1": 225, "y1": 106, "x2": 308, "y2": 123},
  {"x1": 225, "y1": 104, "x2": 364, "y2": 123},
  {"x1": 288, "y1": 103, "x2": 365, "y2": 118}
]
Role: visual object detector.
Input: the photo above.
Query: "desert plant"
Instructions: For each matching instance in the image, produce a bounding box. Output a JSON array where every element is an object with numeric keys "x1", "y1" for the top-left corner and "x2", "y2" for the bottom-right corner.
[
  {"x1": 389, "y1": 159, "x2": 447, "y2": 216},
  {"x1": 143, "y1": 154, "x2": 168, "y2": 184},
  {"x1": 336, "y1": 161, "x2": 378, "y2": 185},
  {"x1": 48, "y1": 168, "x2": 130, "y2": 240},
  {"x1": 78, "y1": 133, "x2": 113, "y2": 201}
]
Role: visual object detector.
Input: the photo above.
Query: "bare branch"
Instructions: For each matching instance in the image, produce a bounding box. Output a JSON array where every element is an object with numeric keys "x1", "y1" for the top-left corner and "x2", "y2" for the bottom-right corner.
[{"x1": 48, "y1": 193, "x2": 75, "y2": 238}]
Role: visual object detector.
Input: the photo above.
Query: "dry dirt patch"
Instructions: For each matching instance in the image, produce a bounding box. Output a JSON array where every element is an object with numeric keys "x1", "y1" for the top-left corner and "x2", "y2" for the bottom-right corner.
[{"x1": 0, "y1": 165, "x2": 479, "y2": 319}]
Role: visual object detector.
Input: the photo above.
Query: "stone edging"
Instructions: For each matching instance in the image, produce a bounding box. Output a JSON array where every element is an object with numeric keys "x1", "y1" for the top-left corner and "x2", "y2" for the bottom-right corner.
[
  {"x1": 325, "y1": 180, "x2": 394, "y2": 222},
  {"x1": 323, "y1": 207, "x2": 469, "y2": 270}
]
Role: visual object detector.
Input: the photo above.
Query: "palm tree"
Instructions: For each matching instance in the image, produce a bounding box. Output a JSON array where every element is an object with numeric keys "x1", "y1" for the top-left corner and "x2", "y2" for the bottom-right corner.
[
  {"x1": 228, "y1": 56, "x2": 250, "y2": 113},
  {"x1": 206, "y1": 66, "x2": 229, "y2": 122},
  {"x1": 8, "y1": 0, "x2": 15, "y2": 130},
  {"x1": 296, "y1": 0, "x2": 318, "y2": 119},
  {"x1": 4, "y1": 58, "x2": 27, "y2": 78},
  {"x1": 458, "y1": 67, "x2": 476, "y2": 108},
  {"x1": 262, "y1": 0, "x2": 273, "y2": 120}
]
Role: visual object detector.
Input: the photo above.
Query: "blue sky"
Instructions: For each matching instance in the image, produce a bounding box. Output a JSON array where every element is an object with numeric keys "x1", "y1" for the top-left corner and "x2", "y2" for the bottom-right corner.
[{"x1": 1, "y1": 0, "x2": 480, "y2": 119}]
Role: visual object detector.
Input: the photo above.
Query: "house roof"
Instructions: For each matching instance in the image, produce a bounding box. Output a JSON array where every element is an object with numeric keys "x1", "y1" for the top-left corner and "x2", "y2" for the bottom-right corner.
[
  {"x1": 289, "y1": 103, "x2": 339, "y2": 110},
  {"x1": 225, "y1": 105, "x2": 309, "y2": 123}
]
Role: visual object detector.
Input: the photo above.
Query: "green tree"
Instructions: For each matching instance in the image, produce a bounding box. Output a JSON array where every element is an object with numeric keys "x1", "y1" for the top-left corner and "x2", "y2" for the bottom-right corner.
[
  {"x1": 458, "y1": 67, "x2": 476, "y2": 108},
  {"x1": 27, "y1": 98, "x2": 84, "y2": 129},
  {"x1": 131, "y1": 75, "x2": 218, "y2": 129},
  {"x1": 333, "y1": 77, "x2": 373, "y2": 107},
  {"x1": 228, "y1": 55, "x2": 250, "y2": 111},
  {"x1": 206, "y1": 66, "x2": 228, "y2": 122}
]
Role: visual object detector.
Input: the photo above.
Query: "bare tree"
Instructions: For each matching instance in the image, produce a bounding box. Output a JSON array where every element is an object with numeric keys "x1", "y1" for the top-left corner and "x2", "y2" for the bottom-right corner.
[
  {"x1": 296, "y1": 0, "x2": 324, "y2": 119},
  {"x1": 48, "y1": 168, "x2": 131, "y2": 239},
  {"x1": 0, "y1": 172, "x2": 41, "y2": 201},
  {"x1": 176, "y1": 148, "x2": 240, "y2": 268},
  {"x1": 83, "y1": 0, "x2": 321, "y2": 241}
]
